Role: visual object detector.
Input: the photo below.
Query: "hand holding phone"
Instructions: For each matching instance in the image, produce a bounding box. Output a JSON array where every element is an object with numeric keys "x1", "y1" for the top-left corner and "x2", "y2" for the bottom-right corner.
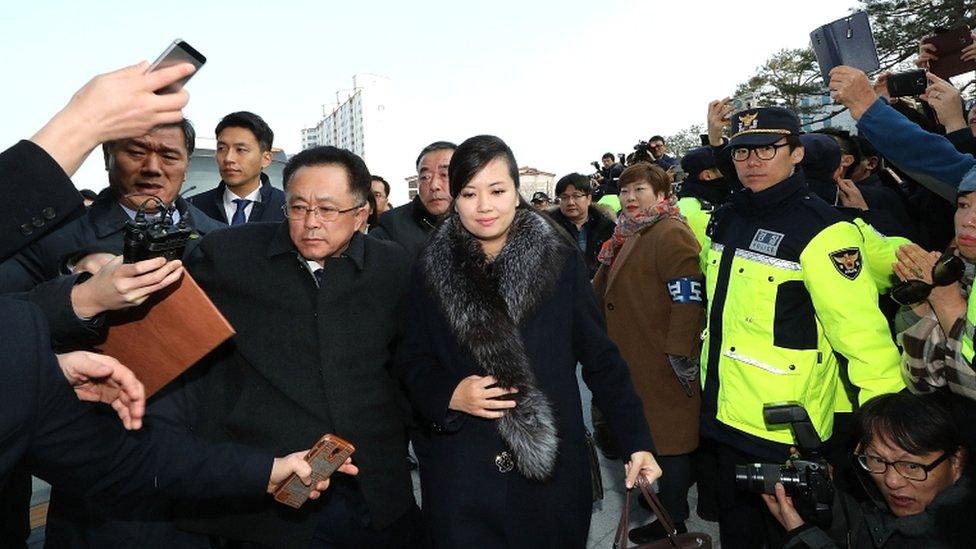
[{"x1": 148, "y1": 39, "x2": 206, "y2": 94}]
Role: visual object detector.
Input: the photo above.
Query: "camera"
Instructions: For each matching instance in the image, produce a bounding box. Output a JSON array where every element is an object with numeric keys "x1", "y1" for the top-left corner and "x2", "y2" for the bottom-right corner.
[
  {"x1": 890, "y1": 251, "x2": 965, "y2": 305},
  {"x1": 633, "y1": 140, "x2": 650, "y2": 154},
  {"x1": 735, "y1": 403, "x2": 834, "y2": 527},
  {"x1": 123, "y1": 197, "x2": 198, "y2": 263},
  {"x1": 886, "y1": 69, "x2": 928, "y2": 98}
]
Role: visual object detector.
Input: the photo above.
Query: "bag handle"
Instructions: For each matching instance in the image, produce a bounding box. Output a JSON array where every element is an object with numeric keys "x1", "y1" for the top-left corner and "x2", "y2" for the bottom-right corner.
[{"x1": 613, "y1": 476, "x2": 681, "y2": 549}]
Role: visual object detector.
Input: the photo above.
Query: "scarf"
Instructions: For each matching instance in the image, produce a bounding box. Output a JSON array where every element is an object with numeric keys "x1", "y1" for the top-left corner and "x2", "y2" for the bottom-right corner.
[{"x1": 597, "y1": 196, "x2": 684, "y2": 267}]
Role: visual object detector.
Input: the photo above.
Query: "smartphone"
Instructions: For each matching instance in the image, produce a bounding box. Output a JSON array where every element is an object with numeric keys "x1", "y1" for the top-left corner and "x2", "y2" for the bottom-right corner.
[
  {"x1": 922, "y1": 27, "x2": 976, "y2": 79},
  {"x1": 886, "y1": 69, "x2": 927, "y2": 98},
  {"x1": 148, "y1": 39, "x2": 206, "y2": 94},
  {"x1": 273, "y1": 434, "x2": 356, "y2": 509},
  {"x1": 732, "y1": 94, "x2": 757, "y2": 113}
]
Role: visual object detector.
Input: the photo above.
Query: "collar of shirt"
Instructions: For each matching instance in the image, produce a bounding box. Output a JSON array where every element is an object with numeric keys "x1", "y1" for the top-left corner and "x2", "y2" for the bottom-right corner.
[{"x1": 223, "y1": 184, "x2": 263, "y2": 210}]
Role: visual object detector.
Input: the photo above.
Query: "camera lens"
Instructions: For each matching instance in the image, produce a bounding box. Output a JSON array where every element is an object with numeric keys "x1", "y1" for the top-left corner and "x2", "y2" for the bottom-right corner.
[{"x1": 735, "y1": 463, "x2": 785, "y2": 495}]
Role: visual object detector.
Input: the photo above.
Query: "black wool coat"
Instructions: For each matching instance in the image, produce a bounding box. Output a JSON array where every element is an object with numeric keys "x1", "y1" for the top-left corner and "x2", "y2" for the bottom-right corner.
[
  {"x1": 369, "y1": 196, "x2": 438, "y2": 257},
  {"x1": 395, "y1": 209, "x2": 654, "y2": 549},
  {"x1": 169, "y1": 223, "x2": 416, "y2": 548}
]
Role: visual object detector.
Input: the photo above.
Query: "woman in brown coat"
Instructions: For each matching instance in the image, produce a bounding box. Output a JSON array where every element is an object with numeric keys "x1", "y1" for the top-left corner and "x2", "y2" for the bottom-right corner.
[{"x1": 593, "y1": 162, "x2": 704, "y2": 543}]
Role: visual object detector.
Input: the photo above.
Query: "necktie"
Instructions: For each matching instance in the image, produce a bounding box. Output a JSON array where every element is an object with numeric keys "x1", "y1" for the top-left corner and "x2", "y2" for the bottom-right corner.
[
  {"x1": 231, "y1": 198, "x2": 252, "y2": 226},
  {"x1": 313, "y1": 268, "x2": 325, "y2": 288}
]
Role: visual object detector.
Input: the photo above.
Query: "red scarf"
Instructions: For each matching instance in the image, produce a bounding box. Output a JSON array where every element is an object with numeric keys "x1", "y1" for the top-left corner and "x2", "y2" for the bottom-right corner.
[{"x1": 597, "y1": 196, "x2": 684, "y2": 267}]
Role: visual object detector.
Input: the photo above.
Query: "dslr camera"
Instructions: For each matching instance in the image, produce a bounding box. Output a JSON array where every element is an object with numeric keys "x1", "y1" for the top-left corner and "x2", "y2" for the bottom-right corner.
[
  {"x1": 123, "y1": 197, "x2": 198, "y2": 263},
  {"x1": 735, "y1": 403, "x2": 834, "y2": 527}
]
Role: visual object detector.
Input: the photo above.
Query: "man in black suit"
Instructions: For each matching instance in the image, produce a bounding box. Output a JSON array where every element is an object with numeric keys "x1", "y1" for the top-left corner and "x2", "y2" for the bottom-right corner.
[
  {"x1": 370, "y1": 140, "x2": 455, "y2": 257},
  {"x1": 0, "y1": 62, "x2": 198, "y2": 262},
  {"x1": 0, "y1": 119, "x2": 225, "y2": 292},
  {"x1": 189, "y1": 111, "x2": 286, "y2": 225},
  {"x1": 172, "y1": 146, "x2": 419, "y2": 548}
]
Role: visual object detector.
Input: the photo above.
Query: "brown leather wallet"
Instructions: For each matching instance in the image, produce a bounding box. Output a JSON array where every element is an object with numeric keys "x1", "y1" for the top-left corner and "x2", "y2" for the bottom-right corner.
[{"x1": 273, "y1": 434, "x2": 356, "y2": 509}]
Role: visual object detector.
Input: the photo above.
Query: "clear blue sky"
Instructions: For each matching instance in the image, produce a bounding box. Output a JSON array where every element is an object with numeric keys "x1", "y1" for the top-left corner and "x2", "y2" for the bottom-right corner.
[{"x1": 1, "y1": 0, "x2": 859, "y2": 195}]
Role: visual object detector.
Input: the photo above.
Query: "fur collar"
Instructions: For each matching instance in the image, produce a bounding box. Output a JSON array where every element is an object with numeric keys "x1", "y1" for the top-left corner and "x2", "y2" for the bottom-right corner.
[{"x1": 420, "y1": 208, "x2": 572, "y2": 480}]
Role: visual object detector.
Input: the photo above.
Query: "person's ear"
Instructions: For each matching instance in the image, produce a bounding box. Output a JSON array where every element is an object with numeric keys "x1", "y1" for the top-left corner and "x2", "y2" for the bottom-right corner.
[{"x1": 791, "y1": 146, "x2": 805, "y2": 165}]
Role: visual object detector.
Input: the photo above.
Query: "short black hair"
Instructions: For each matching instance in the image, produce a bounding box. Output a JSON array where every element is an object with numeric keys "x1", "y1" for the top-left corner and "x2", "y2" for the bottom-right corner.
[
  {"x1": 857, "y1": 392, "x2": 963, "y2": 457},
  {"x1": 786, "y1": 134, "x2": 802, "y2": 152},
  {"x1": 79, "y1": 189, "x2": 98, "y2": 201},
  {"x1": 602, "y1": 152, "x2": 616, "y2": 162},
  {"x1": 102, "y1": 118, "x2": 195, "y2": 163},
  {"x1": 415, "y1": 141, "x2": 457, "y2": 171},
  {"x1": 649, "y1": 135, "x2": 665, "y2": 144},
  {"x1": 282, "y1": 146, "x2": 371, "y2": 205},
  {"x1": 216, "y1": 111, "x2": 274, "y2": 152},
  {"x1": 370, "y1": 175, "x2": 390, "y2": 197},
  {"x1": 555, "y1": 173, "x2": 591, "y2": 197},
  {"x1": 448, "y1": 135, "x2": 521, "y2": 199}
]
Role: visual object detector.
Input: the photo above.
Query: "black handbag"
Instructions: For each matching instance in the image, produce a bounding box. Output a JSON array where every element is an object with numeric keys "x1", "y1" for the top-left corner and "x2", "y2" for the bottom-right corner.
[{"x1": 613, "y1": 476, "x2": 712, "y2": 549}]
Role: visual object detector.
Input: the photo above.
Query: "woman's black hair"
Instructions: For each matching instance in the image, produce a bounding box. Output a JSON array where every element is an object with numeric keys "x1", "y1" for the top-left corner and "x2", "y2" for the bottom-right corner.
[
  {"x1": 857, "y1": 392, "x2": 963, "y2": 457},
  {"x1": 448, "y1": 135, "x2": 521, "y2": 200}
]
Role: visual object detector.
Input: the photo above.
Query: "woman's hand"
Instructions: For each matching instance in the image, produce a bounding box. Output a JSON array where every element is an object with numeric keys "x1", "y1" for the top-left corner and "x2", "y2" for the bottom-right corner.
[
  {"x1": 448, "y1": 375, "x2": 518, "y2": 419},
  {"x1": 922, "y1": 73, "x2": 967, "y2": 133},
  {"x1": 761, "y1": 483, "x2": 806, "y2": 532},
  {"x1": 893, "y1": 244, "x2": 939, "y2": 284},
  {"x1": 624, "y1": 451, "x2": 662, "y2": 489},
  {"x1": 962, "y1": 32, "x2": 976, "y2": 63}
]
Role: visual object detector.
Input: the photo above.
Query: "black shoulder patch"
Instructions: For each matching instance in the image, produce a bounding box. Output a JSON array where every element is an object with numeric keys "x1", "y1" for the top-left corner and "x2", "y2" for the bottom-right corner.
[{"x1": 828, "y1": 248, "x2": 862, "y2": 280}]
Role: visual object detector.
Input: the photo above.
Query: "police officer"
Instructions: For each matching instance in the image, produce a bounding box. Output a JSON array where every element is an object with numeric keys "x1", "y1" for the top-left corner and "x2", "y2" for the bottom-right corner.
[
  {"x1": 677, "y1": 146, "x2": 732, "y2": 250},
  {"x1": 702, "y1": 100, "x2": 905, "y2": 548}
]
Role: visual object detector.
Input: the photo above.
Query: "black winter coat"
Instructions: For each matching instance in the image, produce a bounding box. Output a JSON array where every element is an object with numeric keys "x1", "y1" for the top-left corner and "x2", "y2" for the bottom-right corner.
[
  {"x1": 170, "y1": 224, "x2": 416, "y2": 548},
  {"x1": 395, "y1": 208, "x2": 654, "y2": 548},
  {"x1": 369, "y1": 196, "x2": 438, "y2": 257},
  {"x1": 547, "y1": 205, "x2": 616, "y2": 278}
]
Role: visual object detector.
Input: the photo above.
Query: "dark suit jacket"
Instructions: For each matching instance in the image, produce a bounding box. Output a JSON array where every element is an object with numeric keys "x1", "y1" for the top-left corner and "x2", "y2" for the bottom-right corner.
[
  {"x1": 0, "y1": 189, "x2": 226, "y2": 292},
  {"x1": 0, "y1": 298, "x2": 274, "y2": 508},
  {"x1": 368, "y1": 196, "x2": 437, "y2": 258},
  {"x1": 170, "y1": 225, "x2": 416, "y2": 548},
  {"x1": 0, "y1": 141, "x2": 84, "y2": 262},
  {"x1": 188, "y1": 173, "x2": 286, "y2": 224}
]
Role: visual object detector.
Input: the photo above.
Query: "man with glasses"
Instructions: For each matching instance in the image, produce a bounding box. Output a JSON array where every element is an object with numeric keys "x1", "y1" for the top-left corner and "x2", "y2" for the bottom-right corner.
[
  {"x1": 762, "y1": 392, "x2": 972, "y2": 547},
  {"x1": 165, "y1": 146, "x2": 420, "y2": 547},
  {"x1": 547, "y1": 173, "x2": 614, "y2": 278},
  {"x1": 649, "y1": 135, "x2": 678, "y2": 172},
  {"x1": 700, "y1": 103, "x2": 904, "y2": 548},
  {"x1": 370, "y1": 140, "x2": 456, "y2": 257}
]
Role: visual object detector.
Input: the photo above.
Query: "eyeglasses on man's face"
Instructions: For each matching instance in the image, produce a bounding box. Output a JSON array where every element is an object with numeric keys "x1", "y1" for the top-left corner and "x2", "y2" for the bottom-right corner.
[
  {"x1": 731, "y1": 142, "x2": 790, "y2": 162},
  {"x1": 855, "y1": 451, "x2": 951, "y2": 482},
  {"x1": 558, "y1": 192, "x2": 588, "y2": 201},
  {"x1": 283, "y1": 202, "x2": 365, "y2": 221}
]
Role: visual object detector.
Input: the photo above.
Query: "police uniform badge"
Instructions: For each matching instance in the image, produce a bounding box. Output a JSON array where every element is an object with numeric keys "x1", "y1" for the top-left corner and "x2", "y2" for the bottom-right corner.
[
  {"x1": 738, "y1": 112, "x2": 759, "y2": 131},
  {"x1": 829, "y1": 248, "x2": 862, "y2": 280}
]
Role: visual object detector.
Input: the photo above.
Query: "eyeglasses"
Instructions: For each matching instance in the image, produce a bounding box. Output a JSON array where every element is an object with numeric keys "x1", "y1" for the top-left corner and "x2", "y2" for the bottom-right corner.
[
  {"x1": 283, "y1": 202, "x2": 365, "y2": 221},
  {"x1": 855, "y1": 452, "x2": 951, "y2": 482},
  {"x1": 557, "y1": 192, "x2": 588, "y2": 201},
  {"x1": 731, "y1": 143, "x2": 791, "y2": 162}
]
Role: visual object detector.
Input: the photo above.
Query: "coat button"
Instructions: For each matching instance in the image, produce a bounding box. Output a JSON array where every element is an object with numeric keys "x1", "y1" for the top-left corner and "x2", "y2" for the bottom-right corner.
[
  {"x1": 31, "y1": 217, "x2": 44, "y2": 228},
  {"x1": 42, "y1": 207, "x2": 56, "y2": 220},
  {"x1": 495, "y1": 451, "x2": 514, "y2": 473},
  {"x1": 607, "y1": 303, "x2": 615, "y2": 311},
  {"x1": 20, "y1": 223, "x2": 33, "y2": 236}
]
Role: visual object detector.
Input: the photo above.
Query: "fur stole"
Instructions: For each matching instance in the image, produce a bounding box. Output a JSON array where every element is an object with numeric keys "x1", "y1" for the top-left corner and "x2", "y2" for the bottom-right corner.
[{"x1": 419, "y1": 208, "x2": 572, "y2": 480}]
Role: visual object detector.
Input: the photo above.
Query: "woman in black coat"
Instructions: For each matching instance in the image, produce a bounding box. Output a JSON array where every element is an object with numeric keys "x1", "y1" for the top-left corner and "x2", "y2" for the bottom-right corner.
[{"x1": 395, "y1": 135, "x2": 659, "y2": 548}]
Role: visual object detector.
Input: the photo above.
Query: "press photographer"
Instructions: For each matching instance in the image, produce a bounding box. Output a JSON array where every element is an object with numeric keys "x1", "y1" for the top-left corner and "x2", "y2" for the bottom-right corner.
[
  {"x1": 760, "y1": 393, "x2": 972, "y2": 548},
  {"x1": 592, "y1": 152, "x2": 624, "y2": 195}
]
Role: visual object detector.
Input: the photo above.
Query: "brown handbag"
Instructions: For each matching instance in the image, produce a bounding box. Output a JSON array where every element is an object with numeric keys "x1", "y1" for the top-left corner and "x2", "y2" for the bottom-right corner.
[{"x1": 612, "y1": 477, "x2": 712, "y2": 549}]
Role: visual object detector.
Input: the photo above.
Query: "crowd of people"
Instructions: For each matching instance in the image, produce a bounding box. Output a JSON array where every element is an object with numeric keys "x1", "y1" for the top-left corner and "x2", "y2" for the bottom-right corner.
[{"x1": 2, "y1": 26, "x2": 976, "y2": 549}]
